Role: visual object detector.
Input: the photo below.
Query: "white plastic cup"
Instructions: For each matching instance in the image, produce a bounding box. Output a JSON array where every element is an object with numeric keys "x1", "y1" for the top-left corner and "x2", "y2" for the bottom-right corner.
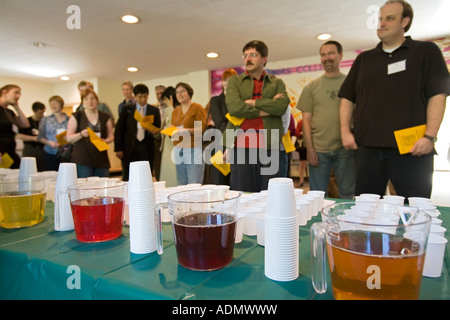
[
  {"x1": 423, "y1": 234, "x2": 448, "y2": 277},
  {"x1": 234, "y1": 214, "x2": 246, "y2": 243},
  {"x1": 240, "y1": 207, "x2": 263, "y2": 236},
  {"x1": 19, "y1": 157, "x2": 37, "y2": 180},
  {"x1": 429, "y1": 225, "x2": 446, "y2": 237},
  {"x1": 381, "y1": 195, "x2": 405, "y2": 205},
  {"x1": 256, "y1": 214, "x2": 265, "y2": 246},
  {"x1": 266, "y1": 178, "x2": 297, "y2": 219},
  {"x1": 128, "y1": 161, "x2": 154, "y2": 192},
  {"x1": 296, "y1": 200, "x2": 309, "y2": 226},
  {"x1": 54, "y1": 163, "x2": 77, "y2": 231}
]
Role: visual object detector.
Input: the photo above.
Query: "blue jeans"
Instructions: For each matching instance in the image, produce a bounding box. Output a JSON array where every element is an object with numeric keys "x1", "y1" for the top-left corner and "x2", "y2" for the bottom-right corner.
[
  {"x1": 76, "y1": 164, "x2": 110, "y2": 179},
  {"x1": 173, "y1": 147, "x2": 205, "y2": 185},
  {"x1": 308, "y1": 147, "x2": 355, "y2": 199}
]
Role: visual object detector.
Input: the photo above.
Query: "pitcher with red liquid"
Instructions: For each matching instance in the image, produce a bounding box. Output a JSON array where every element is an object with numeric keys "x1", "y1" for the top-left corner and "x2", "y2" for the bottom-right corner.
[
  {"x1": 155, "y1": 188, "x2": 242, "y2": 271},
  {"x1": 67, "y1": 180, "x2": 126, "y2": 242}
]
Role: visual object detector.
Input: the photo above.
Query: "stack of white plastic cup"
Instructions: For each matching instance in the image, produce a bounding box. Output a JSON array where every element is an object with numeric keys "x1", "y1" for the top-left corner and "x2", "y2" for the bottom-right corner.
[
  {"x1": 54, "y1": 163, "x2": 77, "y2": 231},
  {"x1": 128, "y1": 161, "x2": 157, "y2": 254},
  {"x1": 264, "y1": 178, "x2": 299, "y2": 282},
  {"x1": 18, "y1": 157, "x2": 37, "y2": 180}
]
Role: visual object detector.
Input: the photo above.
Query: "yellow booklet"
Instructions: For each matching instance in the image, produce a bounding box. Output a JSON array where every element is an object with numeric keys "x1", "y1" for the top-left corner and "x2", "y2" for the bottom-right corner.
[
  {"x1": 282, "y1": 131, "x2": 296, "y2": 153},
  {"x1": 160, "y1": 126, "x2": 178, "y2": 137},
  {"x1": 209, "y1": 150, "x2": 230, "y2": 176},
  {"x1": 87, "y1": 127, "x2": 109, "y2": 152},
  {"x1": 134, "y1": 110, "x2": 160, "y2": 133},
  {"x1": 0, "y1": 153, "x2": 14, "y2": 168},
  {"x1": 55, "y1": 131, "x2": 68, "y2": 146},
  {"x1": 393, "y1": 124, "x2": 426, "y2": 155},
  {"x1": 225, "y1": 113, "x2": 245, "y2": 126}
]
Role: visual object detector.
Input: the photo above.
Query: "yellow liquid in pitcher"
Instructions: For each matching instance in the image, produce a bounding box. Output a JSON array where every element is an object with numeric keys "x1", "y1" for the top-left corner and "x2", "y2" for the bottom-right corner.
[{"x1": 0, "y1": 192, "x2": 46, "y2": 228}]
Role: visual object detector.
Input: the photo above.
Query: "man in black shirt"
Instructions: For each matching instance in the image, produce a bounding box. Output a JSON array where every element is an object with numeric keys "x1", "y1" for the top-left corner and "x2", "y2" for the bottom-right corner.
[{"x1": 339, "y1": 0, "x2": 449, "y2": 198}]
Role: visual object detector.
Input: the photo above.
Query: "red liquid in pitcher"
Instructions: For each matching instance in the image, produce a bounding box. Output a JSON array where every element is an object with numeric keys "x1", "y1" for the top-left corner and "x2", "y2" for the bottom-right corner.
[
  {"x1": 71, "y1": 196, "x2": 124, "y2": 242},
  {"x1": 173, "y1": 212, "x2": 236, "y2": 271}
]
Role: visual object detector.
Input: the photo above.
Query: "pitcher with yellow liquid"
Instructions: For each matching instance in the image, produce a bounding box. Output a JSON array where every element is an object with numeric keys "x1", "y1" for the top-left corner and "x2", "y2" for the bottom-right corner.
[{"x1": 0, "y1": 176, "x2": 48, "y2": 228}]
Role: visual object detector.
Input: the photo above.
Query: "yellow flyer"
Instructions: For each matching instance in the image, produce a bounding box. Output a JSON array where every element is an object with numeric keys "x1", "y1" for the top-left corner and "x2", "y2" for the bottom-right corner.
[
  {"x1": 55, "y1": 130, "x2": 68, "y2": 146},
  {"x1": 225, "y1": 113, "x2": 245, "y2": 126},
  {"x1": 393, "y1": 124, "x2": 426, "y2": 155},
  {"x1": 282, "y1": 131, "x2": 296, "y2": 153},
  {"x1": 160, "y1": 126, "x2": 178, "y2": 137},
  {"x1": 0, "y1": 153, "x2": 14, "y2": 168},
  {"x1": 209, "y1": 150, "x2": 230, "y2": 176},
  {"x1": 134, "y1": 110, "x2": 159, "y2": 132},
  {"x1": 87, "y1": 127, "x2": 109, "y2": 152}
]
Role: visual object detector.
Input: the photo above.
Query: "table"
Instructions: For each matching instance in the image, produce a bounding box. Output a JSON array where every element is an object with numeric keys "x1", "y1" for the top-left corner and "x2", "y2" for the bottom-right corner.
[{"x1": 1, "y1": 200, "x2": 449, "y2": 300}]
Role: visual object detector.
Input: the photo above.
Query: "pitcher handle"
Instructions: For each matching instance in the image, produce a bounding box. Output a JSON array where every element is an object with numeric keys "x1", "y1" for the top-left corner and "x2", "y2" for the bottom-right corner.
[
  {"x1": 155, "y1": 202, "x2": 167, "y2": 255},
  {"x1": 54, "y1": 189, "x2": 68, "y2": 231},
  {"x1": 310, "y1": 221, "x2": 331, "y2": 294}
]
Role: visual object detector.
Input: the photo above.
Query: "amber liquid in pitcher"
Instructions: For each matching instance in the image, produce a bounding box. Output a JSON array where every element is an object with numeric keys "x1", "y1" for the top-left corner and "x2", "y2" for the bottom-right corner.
[
  {"x1": 327, "y1": 230, "x2": 425, "y2": 300},
  {"x1": 0, "y1": 192, "x2": 46, "y2": 228}
]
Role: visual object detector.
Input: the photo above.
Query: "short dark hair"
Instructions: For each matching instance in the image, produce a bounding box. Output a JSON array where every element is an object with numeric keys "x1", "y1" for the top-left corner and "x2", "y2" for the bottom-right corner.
[
  {"x1": 383, "y1": 0, "x2": 414, "y2": 32},
  {"x1": 243, "y1": 40, "x2": 268, "y2": 58},
  {"x1": 320, "y1": 40, "x2": 343, "y2": 54},
  {"x1": 133, "y1": 83, "x2": 149, "y2": 96},
  {"x1": 32, "y1": 101, "x2": 45, "y2": 112},
  {"x1": 175, "y1": 82, "x2": 194, "y2": 99}
]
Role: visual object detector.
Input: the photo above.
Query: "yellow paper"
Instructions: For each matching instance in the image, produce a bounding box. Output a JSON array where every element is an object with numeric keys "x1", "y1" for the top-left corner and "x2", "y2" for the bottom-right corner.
[
  {"x1": 87, "y1": 127, "x2": 109, "y2": 152},
  {"x1": 134, "y1": 110, "x2": 159, "y2": 132},
  {"x1": 226, "y1": 113, "x2": 245, "y2": 126},
  {"x1": 209, "y1": 150, "x2": 230, "y2": 176},
  {"x1": 282, "y1": 131, "x2": 296, "y2": 153},
  {"x1": 394, "y1": 124, "x2": 426, "y2": 155},
  {"x1": 0, "y1": 153, "x2": 14, "y2": 168},
  {"x1": 160, "y1": 126, "x2": 178, "y2": 137},
  {"x1": 55, "y1": 131, "x2": 68, "y2": 146}
]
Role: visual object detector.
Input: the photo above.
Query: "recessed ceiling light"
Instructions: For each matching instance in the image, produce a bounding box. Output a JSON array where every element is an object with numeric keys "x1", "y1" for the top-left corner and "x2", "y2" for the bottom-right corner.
[
  {"x1": 121, "y1": 15, "x2": 139, "y2": 24},
  {"x1": 316, "y1": 33, "x2": 332, "y2": 41},
  {"x1": 60, "y1": 76, "x2": 71, "y2": 81},
  {"x1": 206, "y1": 52, "x2": 219, "y2": 59},
  {"x1": 127, "y1": 67, "x2": 139, "y2": 72}
]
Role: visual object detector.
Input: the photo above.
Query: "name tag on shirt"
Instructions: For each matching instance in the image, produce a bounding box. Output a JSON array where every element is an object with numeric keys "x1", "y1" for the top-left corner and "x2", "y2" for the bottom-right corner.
[{"x1": 388, "y1": 60, "x2": 406, "y2": 75}]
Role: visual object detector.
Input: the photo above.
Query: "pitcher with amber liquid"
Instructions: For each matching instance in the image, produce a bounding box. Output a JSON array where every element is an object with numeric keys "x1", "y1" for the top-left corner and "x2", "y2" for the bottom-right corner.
[{"x1": 311, "y1": 202, "x2": 431, "y2": 300}]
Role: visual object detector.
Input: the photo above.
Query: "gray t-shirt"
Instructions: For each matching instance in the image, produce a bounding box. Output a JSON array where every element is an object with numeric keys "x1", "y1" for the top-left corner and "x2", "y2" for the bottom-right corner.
[{"x1": 297, "y1": 74, "x2": 346, "y2": 153}]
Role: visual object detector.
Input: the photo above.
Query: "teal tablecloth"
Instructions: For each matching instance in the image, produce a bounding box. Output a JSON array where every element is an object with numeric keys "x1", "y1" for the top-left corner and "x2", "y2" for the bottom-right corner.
[{"x1": 0, "y1": 200, "x2": 449, "y2": 300}]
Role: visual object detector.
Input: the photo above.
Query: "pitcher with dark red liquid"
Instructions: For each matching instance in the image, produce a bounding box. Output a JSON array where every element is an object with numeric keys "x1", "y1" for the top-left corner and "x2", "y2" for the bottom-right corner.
[{"x1": 156, "y1": 188, "x2": 242, "y2": 271}]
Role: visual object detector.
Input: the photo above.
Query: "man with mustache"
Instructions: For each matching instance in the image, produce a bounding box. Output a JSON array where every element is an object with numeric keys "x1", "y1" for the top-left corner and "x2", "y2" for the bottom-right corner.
[
  {"x1": 296, "y1": 41, "x2": 355, "y2": 199},
  {"x1": 225, "y1": 40, "x2": 290, "y2": 192},
  {"x1": 339, "y1": 0, "x2": 449, "y2": 198}
]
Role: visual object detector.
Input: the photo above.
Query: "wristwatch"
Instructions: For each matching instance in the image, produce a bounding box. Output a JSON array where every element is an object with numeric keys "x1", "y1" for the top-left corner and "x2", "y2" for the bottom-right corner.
[{"x1": 423, "y1": 134, "x2": 437, "y2": 144}]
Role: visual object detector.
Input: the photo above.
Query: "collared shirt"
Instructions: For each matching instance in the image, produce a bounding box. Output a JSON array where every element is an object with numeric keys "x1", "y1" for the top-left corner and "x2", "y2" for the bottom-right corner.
[{"x1": 339, "y1": 36, "x2": 450, "y2": 148}]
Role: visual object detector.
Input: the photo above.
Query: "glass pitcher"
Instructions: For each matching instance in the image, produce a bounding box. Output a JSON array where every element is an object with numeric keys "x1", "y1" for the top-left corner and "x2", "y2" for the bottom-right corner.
[
  {"x1": 311, "y1": 202, "x2": 431, "y2": 300},
  {"x1": 156, "y1": 188, "x2": 242, "y2": 271}
]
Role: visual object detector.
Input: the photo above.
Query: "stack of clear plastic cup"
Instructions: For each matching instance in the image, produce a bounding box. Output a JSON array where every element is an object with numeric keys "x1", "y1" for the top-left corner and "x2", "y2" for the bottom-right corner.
[
  {"x1": 264, "y1": 178, "x2": 299, "y2": 282},
  {"x1": 128, "y1": 161, "x2": 157, "y2": 254}
]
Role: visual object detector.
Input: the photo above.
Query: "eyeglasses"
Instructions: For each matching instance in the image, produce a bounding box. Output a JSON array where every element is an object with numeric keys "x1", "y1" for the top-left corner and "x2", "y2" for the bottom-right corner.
[
  {"x1": 242, "y1": 53, "x2": 259, "y2": 59},
  {"x1": 175, "y1": 89, "x2": 187, "y2": 94}
]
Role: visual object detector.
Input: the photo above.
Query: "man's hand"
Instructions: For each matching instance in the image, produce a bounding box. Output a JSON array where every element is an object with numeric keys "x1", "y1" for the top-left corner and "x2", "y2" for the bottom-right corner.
[
  {"x1": 115, "y1": 151, "x2": 124, "y2": 159},
  {"x1": 341, "y1": 131, "x2": 358, "y2": 150},
  {"x1": 410, "y1": 138, "x2": 434, "y2": 156},
  {"x1": 307, "y1": 148, "x2": 319, "y2": 167}
]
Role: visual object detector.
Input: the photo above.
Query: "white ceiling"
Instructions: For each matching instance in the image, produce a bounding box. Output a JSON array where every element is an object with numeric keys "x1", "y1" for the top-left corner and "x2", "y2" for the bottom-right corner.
[{"x1": 0, "y1": 0, "x2": 449, "y2": 84}]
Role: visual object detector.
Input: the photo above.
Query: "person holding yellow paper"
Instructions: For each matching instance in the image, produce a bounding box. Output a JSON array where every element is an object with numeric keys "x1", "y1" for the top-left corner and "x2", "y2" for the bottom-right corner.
[
  {"x1": 0, "y1": 84, "x2": 30, "y2": 169},
  {"x1": 66, "y1": 89, "x2": 114, "y2": 178},
  {"x1": 114, "y1": 84, "x2": 161, "y2": 181},
  {"x1": 339, "y1": 0, "x2": 449, "y2": 198},
  {"x1": 38, "y1": 96, "x2": 69, "y2": 171}
]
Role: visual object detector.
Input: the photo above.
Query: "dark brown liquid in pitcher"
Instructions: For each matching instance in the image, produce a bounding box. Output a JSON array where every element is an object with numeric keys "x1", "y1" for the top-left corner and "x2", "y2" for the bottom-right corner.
[{"x1": 173, "y1": 212, "x2": 236, "y2": 271}]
